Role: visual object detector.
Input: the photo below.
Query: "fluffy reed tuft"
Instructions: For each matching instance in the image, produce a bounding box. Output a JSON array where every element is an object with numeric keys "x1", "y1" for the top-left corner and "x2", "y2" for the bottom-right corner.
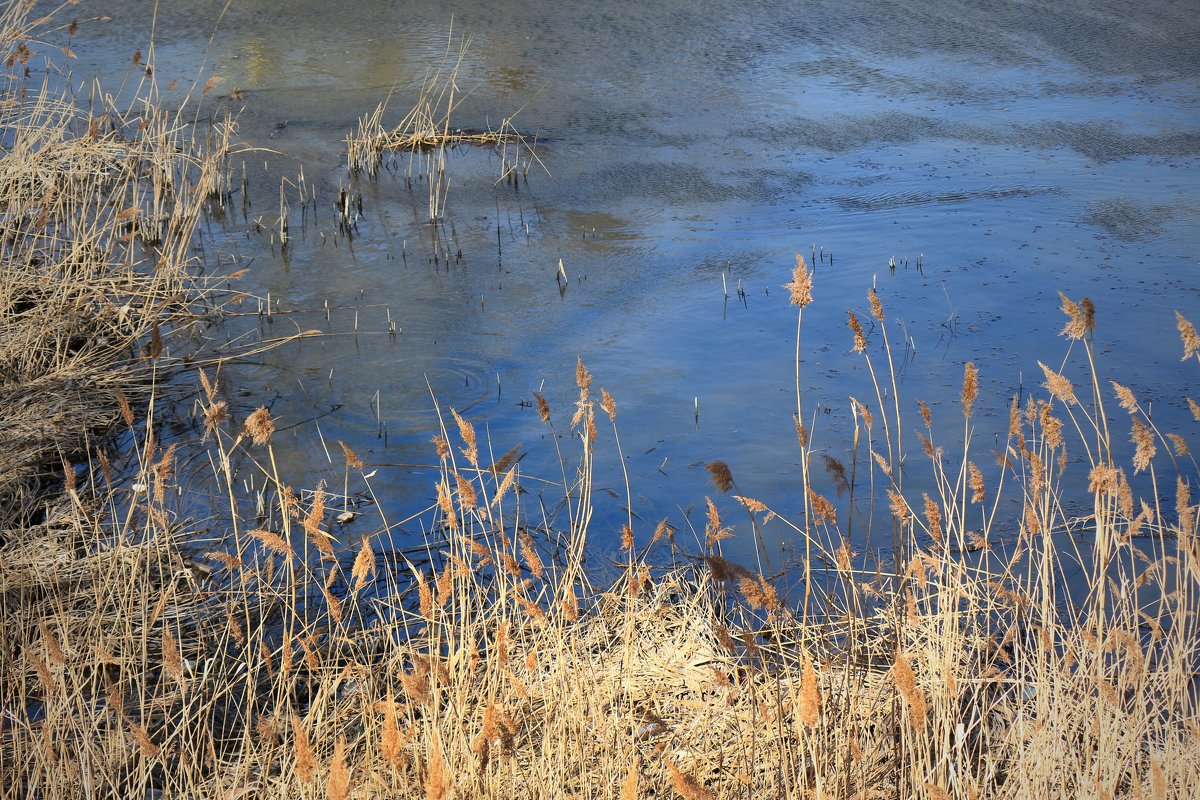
[
  {"x1": 705, "y1": 460, "x2": 734, "y2": 493},
  {"x1": 533, "y1": 391, "x2": 551, "y2": 423},
  {"x1": 893, "y1": 650, "x2": 927, "y2": 732},
  {"x1": 787, "y1": 254, "x2": 813, "y2": 308},
  {"x1": 799, "y1": 653, "x2": 822, "y2": 726},
  {"x1": 243, "y1": 407, "x2": 275, "y2": 445},
  {"x1": 1177, "y1": 311, "x2": 1199, "y2": 361},
  {"x1": 327, "y1": 738, "x2": 350, "y2": 800},
  {"x1": 962, "y1": 361, "x2": 979, "y2": 417}
]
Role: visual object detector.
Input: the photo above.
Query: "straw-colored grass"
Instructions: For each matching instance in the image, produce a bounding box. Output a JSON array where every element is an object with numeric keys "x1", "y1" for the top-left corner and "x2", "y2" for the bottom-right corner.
[
  {"x1": 5, "y1": 292, "x2": 1197, "y2": 797},
  {"x1": 3, "y1": 8, "x2": 1200, "y2": 800},
  {"x1": 346, "y1": 33, "x2": 539, "y2": 221},
  {"x1": 0, "y1": 4, "x2": 233, "y2": 531}
]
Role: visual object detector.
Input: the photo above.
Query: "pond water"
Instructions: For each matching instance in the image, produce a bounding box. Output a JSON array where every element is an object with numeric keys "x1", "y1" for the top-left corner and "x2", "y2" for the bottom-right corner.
[{"x1": 63, "y1": 0, "x2": 1199, "y2": 568}]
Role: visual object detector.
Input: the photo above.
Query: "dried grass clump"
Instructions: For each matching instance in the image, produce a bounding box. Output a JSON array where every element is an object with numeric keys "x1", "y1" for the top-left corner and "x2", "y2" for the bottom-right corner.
[
  {"x1": 346, "y1": 33, "x2": 541, "y2": 221},
  {"x1": 0, "y1": 7, "x2": 231, "y2": 531}
]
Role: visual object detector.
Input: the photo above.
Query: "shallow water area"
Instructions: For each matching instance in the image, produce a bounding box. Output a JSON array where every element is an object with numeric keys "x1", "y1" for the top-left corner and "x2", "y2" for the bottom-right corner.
[{"x1": 60, "y1": 0, "x2": 1200, "y2": 569}]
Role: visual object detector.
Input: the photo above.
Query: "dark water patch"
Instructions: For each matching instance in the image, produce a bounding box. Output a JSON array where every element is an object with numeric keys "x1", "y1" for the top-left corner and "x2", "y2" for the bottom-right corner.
[
  {"x1": 1012, "y1": 121, "x2": 1200, "y2": 163},
  {"x1": 1080, "y1": 197, "x2": 1175, "y2": 241},
  {"x1": 786, "y1": 56, "x2": 962, "y2": 98},
  {"x1": 570, "y1": 161, "x2": 812, "y2": 207},
  {"x1": 834, "y1": 185, "x2": 1061, "y2": 213},
  {"x1": 758, "y1": 111, "x2": 997, "y2": 154},
  {"x1": 976, "y1": 0, "x2": 1200, "y2": 79}
]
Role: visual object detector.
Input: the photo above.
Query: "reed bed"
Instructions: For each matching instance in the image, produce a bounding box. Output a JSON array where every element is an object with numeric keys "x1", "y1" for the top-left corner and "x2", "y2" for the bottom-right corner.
[
  {"x1": 0, "y1": 4, "x2": 232, "y2": 531},
  {"x1": 4, "y1": 8, "x2": 1199, "y2": 799},
  {"x1": 5, "y1": 281, "x2": 1198, "y2": 797}
]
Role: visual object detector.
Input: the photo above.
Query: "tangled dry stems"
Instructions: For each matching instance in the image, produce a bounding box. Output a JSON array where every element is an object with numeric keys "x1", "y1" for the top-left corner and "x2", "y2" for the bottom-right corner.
[{"x1": 0, "y1": 9, "x2": 231, "y2": 531}]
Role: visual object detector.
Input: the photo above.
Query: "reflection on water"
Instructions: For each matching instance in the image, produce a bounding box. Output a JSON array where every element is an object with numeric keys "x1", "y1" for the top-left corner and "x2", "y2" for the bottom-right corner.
[{"x1": 66, "y1": 0, "x2": 1199, "y2": 567}]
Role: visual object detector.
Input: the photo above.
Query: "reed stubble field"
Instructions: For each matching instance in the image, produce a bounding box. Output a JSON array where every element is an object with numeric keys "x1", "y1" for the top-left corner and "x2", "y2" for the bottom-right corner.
[{"x1": 2, "y1": 5, "x2": 1199, "y2": 799}]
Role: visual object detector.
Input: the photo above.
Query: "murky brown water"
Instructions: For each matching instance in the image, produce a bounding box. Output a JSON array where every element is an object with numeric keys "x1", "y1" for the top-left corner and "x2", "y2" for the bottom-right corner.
[{"x1": 62, "y1": 0, "x2": 1199, "y2": 565}]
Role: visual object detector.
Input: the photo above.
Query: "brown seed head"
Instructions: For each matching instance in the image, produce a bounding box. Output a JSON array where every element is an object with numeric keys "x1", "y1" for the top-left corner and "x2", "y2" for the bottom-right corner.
[
  {"x1": 704, "y1": 497, "x2": 733, "y2": 547},
  {"x1": 327, "y1": 737, "x2": 350, "y2": 800},
  {"x1": 202, "y1": 400, "x2": 229, "y2": 440},
  {"x1": 575, "y1": 357, "x2": 592, "y2": 392},
  {"x1": 923, "y1": 493, "x2": 943, "y2": 547},
  {"x1": 162, "y1": 626, "x2": 183, "y2": 682},
  {"x1": 888, "y1": 488, "x2": 909, "y2": 521},
  {"x1": 339, "y1": 441, "x2": 364, "y2": 469},
  {"x1": 799, "y1": 654, "x2": 822, "y2": 727},
  {"x1": 873, "y1": 449, "x2": 893, "y2": 478},
  {"x1": 620, "y1": 761, "x2": 639, "y2": 800},
  {"x1": 620, "y1": 524, "x2": 634, "y2": 551},
  {"x1": 706, "y1": 460, "x2": 734, "y2": 492},
  {"x1": 1008, "y1": 396, "x2": 1021, "y2": 440},
  {"x1": 1112, "y1": 381, "x2": 1138, "y2": 413},
  {"x1": 532, "y1": 391, "x2": 551, "y2": 423},
  {"x1": 304, "y1": 484, "x2": 327, "y2": 538},
  {"x1": 737, "y1": 574, "x2": 780, "y2": 613},
  {"x1": 1081, "y1": 297, "x2": 1096, "y2": 334},
  {"x1": 667, "y1": 760, "x2": 715, "y2": 800},
  {"x1": 432, "y1": 435, "x2": 449, "y2": 459},
  {"x1": 492, "y1": 466, "x2": 518, "y2": 506},
  {"x1": 735, "y1": 495, "x2": 769, "y2": 514},
  {"x1": 455, "y1": 473, "x2": 478, "y2": 511},
  {"x1": 1039, "y1": 362, "x2": 1077, "y2": 405},
  {"x1": 1177, "y1": 311, "x2": 1200, "y2": 361},
  {"x1": 1039, "y1": 402, "x2": 1064, "y2": 450},
  {"x1": 808, "y1": 487, "x2": 837, "y2": 526},
  {"x1": 787, "y1": 254, "x2": 814, "y2": 308},
  {"x1": 969, "y1": 461, "x2": 986, "y2": 503},
  {"x1": 918, "y1": 399, "x2": 932, "y2": 429},
  {"x1": 250, "y1": 528, "x2": 294, "y2": 560},
  {"x1": 424, "y1": 739, "x2": 448, "y2": 800},
  {"x1": 1058, "y1": 292, "x2": 1087, "y2": 340},
  {"x1": 39, "y1": 622, "x2": 65, "y2": 666},
  {"x1": 600, "y1": 387, "x2": 617, "y2": 422},
  {"x1": 893, "y1": 650, "x2": 927, "y2": 732},
  {"x1": 924, "y1": 783, "x2": 952, "y2": 800},
  {"x1": 1177, "y1": 476, "x2": 1194, "y2": 532},
  {"x1": 417, "y1": 572, "x2": 434, "y2": 620},
  {"x1": 795, "y1": 416, "x2": 809, "y2": 447},
  {"x1": 1131, "y1": 417, "x2": 1156, "y2": 474},
  {"x1": 351, "y1": 536, "x2": 374, "y2": 592},
  {"x1": 851, "y1": 396, "x2": 874, "y2": 428},
  {"x1": 867, "y1": 287, "x2": 885, "y2": 321},
  {"x1": 561, "y1": 587, "x2": 580, "y2": 621},
  {"x1": 243, "y1": 407, "x2": 274, "y2": 445},
  {"x1": 847, "y1": 310, "x2": 867, "y2": 352},
  {"x1": 519, "y1": 529, "x2": 544, "y2": 578},
  {"x1": 436, "y1": 479, "x2": 457, "y2": 529},
  {"x1": 451, "y1": 409, "x2": 478, "y2": 466},
  {"x1": 130, "y1": 722, "x2": 160, "y2": 757},
  {"x1": 291, "y1": 713, "x2": 316, "y2": 782},
  {"x1": 116, "y1": 389, "x2": 134, "y2": 427},
  {"x1": 962, "y1": 361, "x2": 979, "y2": 417}
]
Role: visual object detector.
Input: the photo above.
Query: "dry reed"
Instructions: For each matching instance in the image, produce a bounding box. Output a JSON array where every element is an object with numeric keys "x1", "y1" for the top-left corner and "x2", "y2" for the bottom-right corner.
[{"x1": 3, "y1": 10, "x2": 1199, "y2": 800}]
